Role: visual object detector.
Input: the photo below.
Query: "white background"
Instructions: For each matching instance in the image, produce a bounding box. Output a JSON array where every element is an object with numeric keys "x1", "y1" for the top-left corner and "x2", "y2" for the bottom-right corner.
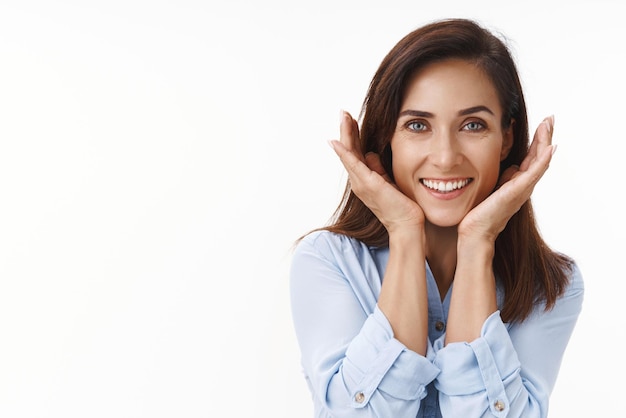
[{"x1": 0, "y1": 1, "x2": 623, "y2": 417}]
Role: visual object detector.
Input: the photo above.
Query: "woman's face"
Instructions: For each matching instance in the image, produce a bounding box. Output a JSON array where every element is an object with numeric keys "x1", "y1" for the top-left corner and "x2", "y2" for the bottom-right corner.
[{"x1": 390, "y1": 59, "x2": 513, "y2": 228}]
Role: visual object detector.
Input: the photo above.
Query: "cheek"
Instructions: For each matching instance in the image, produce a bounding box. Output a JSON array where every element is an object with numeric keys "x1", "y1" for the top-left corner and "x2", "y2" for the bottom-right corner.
[
  {"x1": 390, "y1": 143, "x2": 420, "y2": 193},
  {"x1": 478, "y1": 152, "x2": 503, "y2": 192},
  {"x1": 391, "y1": 158, "x2": 411, "y2": 188}
]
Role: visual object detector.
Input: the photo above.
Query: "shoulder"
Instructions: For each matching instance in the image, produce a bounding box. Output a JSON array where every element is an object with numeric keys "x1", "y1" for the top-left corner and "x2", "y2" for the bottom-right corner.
[
  {"x1": 291, "y1": 231, "x2": 388, "y2": 308},
  {"x1": 539, "y1": 257, "x2": 585, "y2": 317},
  {"x1": 294, "y1": 230, "x2": 380, "y2": 260},
  {"x1": 292, "y1": 230, "x2": 388, "y2": 276},
  {"x1": 295, "y1": 230, "x2": 344, "y2": 251},
  {"x1": 563, "y1": 258, "x2": 585, "y2": 296}
]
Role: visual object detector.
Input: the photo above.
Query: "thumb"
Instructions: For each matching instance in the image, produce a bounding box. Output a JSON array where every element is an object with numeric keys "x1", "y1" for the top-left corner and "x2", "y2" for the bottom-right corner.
[
  {"x1": 497, "y1": 165, "x2": 519, "y2": 187},
  {"x1": 364, "y1": 152, "x2": 392, "y2": 182}
]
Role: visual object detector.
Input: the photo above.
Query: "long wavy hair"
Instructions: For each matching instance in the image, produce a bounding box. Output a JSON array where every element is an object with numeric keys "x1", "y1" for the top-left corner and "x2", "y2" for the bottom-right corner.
[{"x1": 310, "y1": 18, "x2": 571, "y2": 323}]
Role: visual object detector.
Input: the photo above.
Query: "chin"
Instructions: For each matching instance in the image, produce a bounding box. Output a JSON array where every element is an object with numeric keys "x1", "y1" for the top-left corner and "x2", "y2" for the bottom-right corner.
[
  {"x1": 424, "y1": 214, "x2": 463, "y2": 229},
  {"x1": 421, "y1": 204, "x2": 472, "y2": 227}
]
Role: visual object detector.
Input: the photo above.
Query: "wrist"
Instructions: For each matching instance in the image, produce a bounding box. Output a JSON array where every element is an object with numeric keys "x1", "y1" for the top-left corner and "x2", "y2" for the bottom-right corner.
[
  {"x1": 457, "y1": 235, "x2": 495, "y2": 262},
  {"x1": 388, "y1": 226, "x2": 426, "y2": 249}
]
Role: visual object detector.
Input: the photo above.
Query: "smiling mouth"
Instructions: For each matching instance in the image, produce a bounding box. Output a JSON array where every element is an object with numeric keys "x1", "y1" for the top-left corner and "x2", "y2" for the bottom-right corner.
[{"x1": 421, "y1": 178, "x2": 473, "y2": 193}]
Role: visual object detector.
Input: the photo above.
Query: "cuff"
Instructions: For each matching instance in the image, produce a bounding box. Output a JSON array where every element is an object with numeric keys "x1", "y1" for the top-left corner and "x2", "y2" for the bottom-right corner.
[
  {"x1": 433, "y1": 311, "x2": 521, "y2": 416},
  {"x1": 344, "y1": 305, "x2": 440, "y2": 408}
]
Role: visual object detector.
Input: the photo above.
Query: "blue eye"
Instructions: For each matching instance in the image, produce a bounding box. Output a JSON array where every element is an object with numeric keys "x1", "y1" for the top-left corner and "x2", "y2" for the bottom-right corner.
[
  {"x1": 463, "y1": 121, "x2": 485, "y2": 131},
  {"x1": 408, "y1": 121, "x2": 428, "y2": 132}
]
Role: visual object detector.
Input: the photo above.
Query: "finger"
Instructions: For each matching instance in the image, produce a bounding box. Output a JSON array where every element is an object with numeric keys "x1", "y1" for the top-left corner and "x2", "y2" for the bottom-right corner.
[
  {"x1": 329, "y1": 139, "x2": 383, "y2": 190},
  {"x1": 339, "y1": 110, "x2": 363, "y2": 161},
  {"x1": 497, "y1": 164, "x2": 519, "y2": 187},
  {"x1": 502, "y1": 142, "x2": 554, "y2": 205},
  {"x1": 537, "y1": 115, "x2": 554, "y2": 156},
  {"x1": 350, "y1": 114, "x2": 361, "y2": 142},
  {"x1": 364, "y1": 152, "x2": 392, "y2": 182},
  {"x1": 520, "y1": 116, "x2": 554, "y2": 172},
  {"x1": 531, "y1": 141, "x2": 556, "y2": 180}
]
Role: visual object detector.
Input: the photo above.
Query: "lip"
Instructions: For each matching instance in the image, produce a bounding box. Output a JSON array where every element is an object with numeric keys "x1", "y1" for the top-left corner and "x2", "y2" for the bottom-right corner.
[{"x1": 420, "y1": 178, "x2": 473, "y2": 200}]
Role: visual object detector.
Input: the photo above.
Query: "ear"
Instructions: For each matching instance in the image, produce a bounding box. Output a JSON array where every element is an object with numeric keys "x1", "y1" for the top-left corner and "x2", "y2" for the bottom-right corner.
[{"x1": 500, "y1": 119, "x2": 514, "y2": 161}]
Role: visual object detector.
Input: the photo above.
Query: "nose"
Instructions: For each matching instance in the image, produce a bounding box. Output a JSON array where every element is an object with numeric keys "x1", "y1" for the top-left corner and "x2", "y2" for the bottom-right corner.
[{"x1": 429, "y1": 130, "x2": 462, "y2": 170}]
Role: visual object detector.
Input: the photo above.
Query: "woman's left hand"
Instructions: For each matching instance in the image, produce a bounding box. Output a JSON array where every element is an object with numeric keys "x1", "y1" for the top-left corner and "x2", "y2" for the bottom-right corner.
[{"x1": 458, "y1": 116, "x2": 556, "y2": 242}]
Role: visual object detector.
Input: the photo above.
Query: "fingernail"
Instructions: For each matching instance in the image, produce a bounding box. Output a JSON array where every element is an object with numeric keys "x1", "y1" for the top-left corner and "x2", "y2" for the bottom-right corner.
[
  {"x1": 547, "y1": 115, "x2": 554, "y2": 133},
  {"x1": 551, "y1": 144, "x2": 558, "y2": 156},
  {"x1": 339, "y1": 109, "x2": 345, "y2": 126}
]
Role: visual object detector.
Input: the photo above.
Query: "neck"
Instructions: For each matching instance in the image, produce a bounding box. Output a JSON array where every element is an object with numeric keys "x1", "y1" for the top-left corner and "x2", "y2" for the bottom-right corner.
[{"x1": 425, "y1": 222, "x2": 458, "y2": 300}]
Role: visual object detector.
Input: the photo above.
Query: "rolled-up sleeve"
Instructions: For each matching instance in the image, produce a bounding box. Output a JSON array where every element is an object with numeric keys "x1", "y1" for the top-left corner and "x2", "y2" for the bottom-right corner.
[
  {"x1": 341, "y1": 307, "x2": 440, "y2": 411},
  {"x1": 432, "y1": 264, "x2": 584, "y2": 417},
  {"x1": 290, "y1": 233, "x2": 440, "y2": 417}
]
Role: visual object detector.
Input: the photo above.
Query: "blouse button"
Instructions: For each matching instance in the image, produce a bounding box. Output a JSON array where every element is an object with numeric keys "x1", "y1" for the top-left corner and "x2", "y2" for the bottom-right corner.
[
  {"x1": 435, "y1": 321, "x2": 445, "y2": 332},
  {"x1": 494, "y1": 400, "x2": 505, "y2": 411},
  {"x1": 355, "y1": 392, "x2": 365, "y2": 403}
]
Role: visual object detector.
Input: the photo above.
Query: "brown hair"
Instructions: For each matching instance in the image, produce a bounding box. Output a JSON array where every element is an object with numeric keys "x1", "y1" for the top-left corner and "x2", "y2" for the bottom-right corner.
[{"x1": 312, "y1": 18, "x2": 571, "y2": 323}]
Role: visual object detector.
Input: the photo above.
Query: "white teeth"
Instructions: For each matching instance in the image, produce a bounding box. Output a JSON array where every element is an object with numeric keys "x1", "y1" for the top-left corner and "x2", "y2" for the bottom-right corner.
[{"x1": 422, "y1": 179, "x2": 471, "y2": 193}]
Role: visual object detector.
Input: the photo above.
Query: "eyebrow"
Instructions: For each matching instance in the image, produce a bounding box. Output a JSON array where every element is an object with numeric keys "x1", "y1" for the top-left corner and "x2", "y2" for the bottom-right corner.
[
  {"x1": 458, "y1": 105, "x2": 494, "y2": 116},
  {"x1": 398, "y1": 105, "x2": 494, "y2": 118}
]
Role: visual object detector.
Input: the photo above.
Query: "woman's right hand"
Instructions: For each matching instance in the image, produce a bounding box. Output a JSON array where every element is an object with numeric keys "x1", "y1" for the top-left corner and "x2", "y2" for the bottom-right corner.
[{"x1": 329, "y1": 111, "x2": 425, "y2": 235}]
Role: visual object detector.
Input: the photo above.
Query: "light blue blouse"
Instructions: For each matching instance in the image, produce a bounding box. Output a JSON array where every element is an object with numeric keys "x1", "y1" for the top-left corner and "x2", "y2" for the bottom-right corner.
[{"x1": 290, "y1": 231, "x2": 584, "y2": 418}]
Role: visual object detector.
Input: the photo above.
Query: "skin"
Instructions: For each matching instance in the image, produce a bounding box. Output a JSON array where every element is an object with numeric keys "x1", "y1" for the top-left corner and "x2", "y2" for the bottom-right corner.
[{"x1": 329, "y1": 59, "x2": 555, "y2": 354}]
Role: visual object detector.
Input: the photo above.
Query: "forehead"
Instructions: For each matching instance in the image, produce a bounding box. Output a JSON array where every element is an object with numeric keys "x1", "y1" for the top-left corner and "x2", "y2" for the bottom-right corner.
[{"x1": 402, "y1": 59, "x2": 502, "y2": 115}]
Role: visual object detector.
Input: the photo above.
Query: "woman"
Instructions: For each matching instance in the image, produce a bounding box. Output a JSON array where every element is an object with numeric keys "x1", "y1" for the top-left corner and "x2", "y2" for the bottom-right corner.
[{"x1": 290, "y1": 18, "x2": 583, "y2": 417}]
